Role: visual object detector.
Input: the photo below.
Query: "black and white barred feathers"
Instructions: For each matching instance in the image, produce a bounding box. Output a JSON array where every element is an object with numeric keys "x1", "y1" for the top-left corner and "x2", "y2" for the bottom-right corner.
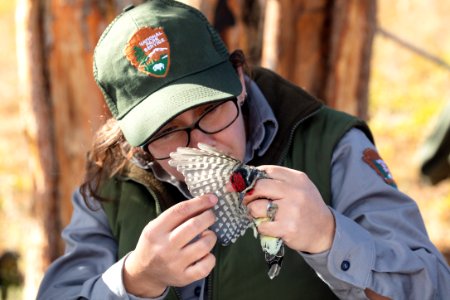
[{"x1": 169, "y1": 143, "x2": 284, "y2": 279}]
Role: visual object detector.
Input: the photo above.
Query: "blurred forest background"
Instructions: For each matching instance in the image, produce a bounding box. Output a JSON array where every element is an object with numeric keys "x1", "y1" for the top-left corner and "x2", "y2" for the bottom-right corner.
[{"x1": 0, "y1": 0, "x2": 449, "y2": 298}]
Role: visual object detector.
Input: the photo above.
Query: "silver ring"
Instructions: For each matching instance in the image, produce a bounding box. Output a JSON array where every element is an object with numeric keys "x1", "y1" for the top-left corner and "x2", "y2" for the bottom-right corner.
[{"x1": 266, "y1": 201, "x2": 278, "y2": 221}]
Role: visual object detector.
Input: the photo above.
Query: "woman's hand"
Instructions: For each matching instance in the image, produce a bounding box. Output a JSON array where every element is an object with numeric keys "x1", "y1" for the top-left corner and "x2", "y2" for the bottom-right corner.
[
  {"x1": 123, "y1": 194, "x2": 218, "y2": 298},
  {"x1": 242, "y1": 165, "x2": 335, "y2": 254}
]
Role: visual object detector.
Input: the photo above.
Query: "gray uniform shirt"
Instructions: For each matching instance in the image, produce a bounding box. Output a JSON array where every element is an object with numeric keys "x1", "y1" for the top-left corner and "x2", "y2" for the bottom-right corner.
[{"x1": 37, "y1": 81, "x2": 450, "y2": 299}]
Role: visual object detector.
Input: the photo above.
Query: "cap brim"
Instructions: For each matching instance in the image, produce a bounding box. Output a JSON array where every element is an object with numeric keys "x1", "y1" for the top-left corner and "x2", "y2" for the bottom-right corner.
[{"x1": 118, "y1": 61, "x2": 242, "y2": 146}]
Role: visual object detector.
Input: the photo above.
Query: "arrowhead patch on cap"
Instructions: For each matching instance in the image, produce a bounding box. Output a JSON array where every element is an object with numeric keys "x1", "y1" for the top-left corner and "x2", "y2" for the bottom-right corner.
[
  {"x1": 124, "y1": 27, "x2": 170, "y2": 77},
  {"x1": 362, "y1": 148, "x2": 397, "y2": 188}
]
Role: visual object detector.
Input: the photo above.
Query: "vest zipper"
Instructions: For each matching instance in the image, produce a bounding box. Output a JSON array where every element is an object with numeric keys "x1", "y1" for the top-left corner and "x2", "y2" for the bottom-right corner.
[
  {"x1": 207, "y1": 273, "x2": 213, "y2": 300},
  {"x1": 173, "y1": 287, "x2": 182, "y2": 300},
  {"x1": 206, "y1": 243, "x2": 219, "y2": 300},
  {"x1": 277, "y1": 106, "x2": 324, "y2": 165},
  {"x1": 144, "y1": 186, "x2": 163, "y2": 215}
]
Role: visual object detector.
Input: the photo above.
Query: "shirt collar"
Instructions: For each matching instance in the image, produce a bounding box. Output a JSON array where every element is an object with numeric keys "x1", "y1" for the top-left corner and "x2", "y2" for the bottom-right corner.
[{"x1": 243, "y1": 76, "x2": 278, "y2": 163}]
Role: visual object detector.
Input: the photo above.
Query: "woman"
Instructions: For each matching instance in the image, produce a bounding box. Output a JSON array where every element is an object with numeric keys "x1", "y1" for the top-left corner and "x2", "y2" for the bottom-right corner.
[{"x1": 37, "y1": 1, "x2": 450, "y2": 299}]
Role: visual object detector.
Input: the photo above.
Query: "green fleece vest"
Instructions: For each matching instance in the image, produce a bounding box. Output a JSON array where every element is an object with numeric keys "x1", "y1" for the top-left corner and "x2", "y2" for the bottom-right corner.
[{"x1": 101, "y1": 68, "x2": 372, "y2": 299}]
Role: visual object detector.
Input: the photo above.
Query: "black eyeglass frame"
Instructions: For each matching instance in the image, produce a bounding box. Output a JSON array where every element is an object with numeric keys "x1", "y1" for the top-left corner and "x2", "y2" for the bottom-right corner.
[{"x1": 141, "y1": 97, "x2": 240, "y2": 160}]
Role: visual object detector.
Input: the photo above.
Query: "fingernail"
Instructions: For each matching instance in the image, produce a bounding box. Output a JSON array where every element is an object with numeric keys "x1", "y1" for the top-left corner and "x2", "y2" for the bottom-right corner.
[
  {"x1": 207, "y1": 194, "x2": 218, "y2": 204},
  {"x1": 246, "y1": 188, "x2": 255, "y2": 196}
]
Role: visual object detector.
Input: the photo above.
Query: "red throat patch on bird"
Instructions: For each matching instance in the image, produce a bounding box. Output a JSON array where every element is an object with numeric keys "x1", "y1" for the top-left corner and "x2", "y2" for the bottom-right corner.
[{"x1": 230, "y1": 170, "x2": 247, "y2": 192}]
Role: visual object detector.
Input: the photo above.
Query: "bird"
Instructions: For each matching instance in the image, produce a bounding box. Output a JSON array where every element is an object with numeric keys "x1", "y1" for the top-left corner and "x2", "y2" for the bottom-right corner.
[{"x1": 169, "y1": 143, "x2": 284, "y2": 279}]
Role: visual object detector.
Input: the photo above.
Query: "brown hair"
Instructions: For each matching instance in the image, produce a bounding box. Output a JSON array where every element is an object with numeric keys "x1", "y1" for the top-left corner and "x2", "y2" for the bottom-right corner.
[
  {"x1": 80, "y1": 50, "x2": 249, "y2": 204},
  {"x1": 80, "y1": 118, "x2": 134, "y2": 202}
]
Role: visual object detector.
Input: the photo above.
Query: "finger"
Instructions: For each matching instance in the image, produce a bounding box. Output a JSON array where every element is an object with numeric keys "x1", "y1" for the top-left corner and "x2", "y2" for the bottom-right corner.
[
  {"x1": 241, "y1": 179, "x2": 286, "y2": 206},
  {"x1": 184, "y1": 252, "x2": 216, "y2": 282},
  {"x1": 256, "y1": 220, "x2": 281, "y2": 239},
  {"x1": 257, "y1": 165, "x2": 309, "y2": 183},
  {"x1": 170, "y1": 209, "x2": 217, "y2": 248},
  {"x1": 247, "y1": 199, "x2": 272, "y2": 218},
  {"x1": 181, "y1": 230, "x2": 217, "y2": 263},
  {"x1": 157, "y1": 194, "x2": 218, "y2": 232}
]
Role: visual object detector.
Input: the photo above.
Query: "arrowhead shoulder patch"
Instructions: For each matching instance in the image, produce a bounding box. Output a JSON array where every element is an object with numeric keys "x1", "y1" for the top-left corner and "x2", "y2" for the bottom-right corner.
[{"x1": 362, "y1": 148, "x2": 397, "y2": 188}]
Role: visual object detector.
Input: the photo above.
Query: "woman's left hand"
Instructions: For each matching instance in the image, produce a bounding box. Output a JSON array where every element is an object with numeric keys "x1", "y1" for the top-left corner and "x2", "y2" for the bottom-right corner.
[{"x1": 242, "y1": 165, "x2": 335, "y2": 254}]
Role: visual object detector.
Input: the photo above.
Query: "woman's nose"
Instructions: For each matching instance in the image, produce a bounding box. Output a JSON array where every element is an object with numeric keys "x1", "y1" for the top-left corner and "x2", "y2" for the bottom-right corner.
[{"x1": 189, "y1": 128, "x2": 215, "y2": 148}]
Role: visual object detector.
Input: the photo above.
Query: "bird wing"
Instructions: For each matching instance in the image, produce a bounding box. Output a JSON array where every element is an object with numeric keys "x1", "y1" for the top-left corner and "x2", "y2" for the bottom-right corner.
[{"x1": 169, "y1": 143, "x2": 251, "y2": 245}]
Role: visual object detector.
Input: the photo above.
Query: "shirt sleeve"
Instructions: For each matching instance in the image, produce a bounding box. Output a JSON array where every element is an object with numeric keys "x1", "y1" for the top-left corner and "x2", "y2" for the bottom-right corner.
[
  {"x1": 300, "y1": 128, "x2": 450, "y2": 300},
  {"x1": 36, "y1": 189, "x2": 169, "y2": 300}
]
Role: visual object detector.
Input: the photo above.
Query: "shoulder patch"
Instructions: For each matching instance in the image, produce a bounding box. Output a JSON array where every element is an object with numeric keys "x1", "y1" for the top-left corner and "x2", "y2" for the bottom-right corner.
[
  {"x1": 362, "y1": 148, "x2": 397, "y2": 188},
  {"x1": 124, "y1": 27, "x2": 170, "y2": 78}
]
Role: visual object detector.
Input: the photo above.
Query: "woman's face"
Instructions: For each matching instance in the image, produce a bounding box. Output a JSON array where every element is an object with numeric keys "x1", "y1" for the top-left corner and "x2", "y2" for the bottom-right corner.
[{"x1": 147, "y1": 67, "x2": 247, "y2": 182}]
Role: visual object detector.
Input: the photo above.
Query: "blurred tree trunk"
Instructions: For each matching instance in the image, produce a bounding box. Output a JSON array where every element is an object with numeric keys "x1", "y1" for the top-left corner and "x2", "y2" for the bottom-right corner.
[
  {"x1": 184, "y1": 0, "x2": 377, "y2": 119},
  {"x1": 17, "y1": 0, "x2": 376, "y2": 296},
  {"x1": 16, "y1": 0, "x2": 144, "y2": 295}
]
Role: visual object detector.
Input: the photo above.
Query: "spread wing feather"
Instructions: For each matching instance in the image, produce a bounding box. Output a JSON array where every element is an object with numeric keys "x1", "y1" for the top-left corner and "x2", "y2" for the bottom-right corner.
[{"x1": 169, "y1": 143, "x2": 251, "y2": 245}]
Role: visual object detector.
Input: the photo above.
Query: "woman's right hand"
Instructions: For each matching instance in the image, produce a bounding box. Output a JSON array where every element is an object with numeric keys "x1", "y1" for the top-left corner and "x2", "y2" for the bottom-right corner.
[{"x1": 123, "y1": 194, "x2": 218, "y2": 298}]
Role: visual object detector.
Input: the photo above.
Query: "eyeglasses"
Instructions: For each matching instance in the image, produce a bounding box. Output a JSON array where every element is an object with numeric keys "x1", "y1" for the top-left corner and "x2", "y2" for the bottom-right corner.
[{"x1": 143, "y1": 98, "x2": 240, "y2": 160}]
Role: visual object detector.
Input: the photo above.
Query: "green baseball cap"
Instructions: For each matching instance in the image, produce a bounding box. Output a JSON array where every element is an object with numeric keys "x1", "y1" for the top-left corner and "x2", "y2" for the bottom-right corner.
[{"x1": 93, "y1": 0, "x2": 242, "y2": 146}]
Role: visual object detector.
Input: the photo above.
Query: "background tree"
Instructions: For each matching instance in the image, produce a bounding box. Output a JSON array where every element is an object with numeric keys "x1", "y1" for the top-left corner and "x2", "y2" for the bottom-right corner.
[
  {"x1": 16, "y1": 0, "x2": 376, "y2": 295},
  {"x1": 190, "y1": 0, "x2": 376, "y2": 118}
]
